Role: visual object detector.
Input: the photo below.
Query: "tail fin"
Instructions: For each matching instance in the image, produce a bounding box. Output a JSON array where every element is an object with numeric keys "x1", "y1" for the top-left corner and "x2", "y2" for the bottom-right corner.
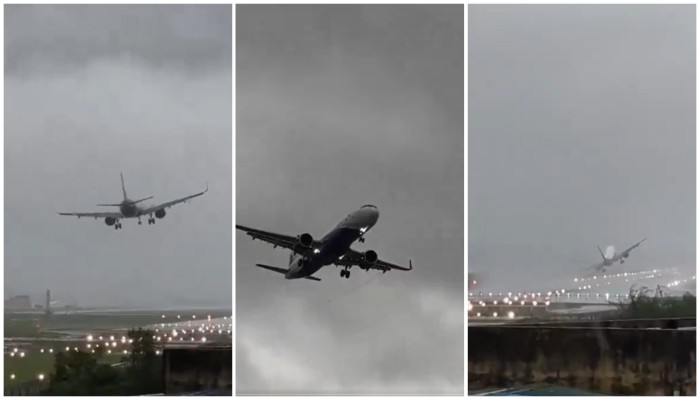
[
  {"x1": 120, "y1": 172, "x2": 127, "y2": 201},
  {"x1": 597, "y1": 245, "x2": 606, "y2": 260}
]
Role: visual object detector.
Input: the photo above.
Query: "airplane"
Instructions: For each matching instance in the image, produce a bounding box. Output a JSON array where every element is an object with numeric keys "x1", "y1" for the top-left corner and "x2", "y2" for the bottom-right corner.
[
  {"x1": 236, "y1": 204, "x2": 413, "y2": 281},
  {"x1": 590, "y1": 239, "x2": 646, "y2": 272},
  {"x1": 58, "y1": 173, "x2": 208, "y2": 230}
]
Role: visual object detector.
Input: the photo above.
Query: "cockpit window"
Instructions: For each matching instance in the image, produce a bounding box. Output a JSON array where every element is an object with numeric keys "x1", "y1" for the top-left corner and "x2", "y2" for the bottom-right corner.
[{"x1": 361, "y1": 204, "x2": 377, "y2": 209}]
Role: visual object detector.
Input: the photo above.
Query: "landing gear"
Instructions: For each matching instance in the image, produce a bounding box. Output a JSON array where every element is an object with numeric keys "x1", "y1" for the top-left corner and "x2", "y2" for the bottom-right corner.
[
  {"x1": 114, "y1": 222, "x2": 122, "y2": 230},
  {"x1": 358, "y1": 237, "x2": 365, "y2": 243},
  {"x1": 147, "y1": 214, "x2": 156, "y2": 225},
  {"x1": 138, "y1": 218, "x2": 142, "y2": 225},
  {"x1": 340, "y1": 269, "x2": 351, "y2": 279}
]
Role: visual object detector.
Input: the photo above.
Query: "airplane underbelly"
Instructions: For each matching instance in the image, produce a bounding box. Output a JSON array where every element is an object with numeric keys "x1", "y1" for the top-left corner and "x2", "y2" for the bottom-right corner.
[
  {"x1": 299, "y1": 262, "x2": 323, "y2": 278},
  {"x1": 320, "y1": 227, "x2": 361, "y2": 258}
]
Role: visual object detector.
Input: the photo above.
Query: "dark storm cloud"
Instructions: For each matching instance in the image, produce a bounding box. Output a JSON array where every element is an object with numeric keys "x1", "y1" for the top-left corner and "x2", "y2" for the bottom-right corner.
[
  {"x1": 5, "y1": 5, "x2": 231, "y2": 308},
  {"x1": 5, "y1": 4, "x2": 231, "y2": 76},
  {"x1": 236, "y1": 4, "x2": 463, "y2": 394},
  {"x1": 469, "y1": 5, "x2": 695, "y2": 292}
]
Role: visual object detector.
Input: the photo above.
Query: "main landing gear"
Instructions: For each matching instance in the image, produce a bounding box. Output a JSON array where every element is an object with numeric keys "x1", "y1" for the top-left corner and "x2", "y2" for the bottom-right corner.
[
  {"x1": 114, "y1": 222, "x2": 123, "y2": 230},
  {"x1": 340, "y1": 269, "x2": 351, "y2": 279},
  {"x1": 358, "y1": 237, "x2": 365, "y2": 243},
  {"x1": 138, "y1": 216, "x2": 156, "y2": 226}
]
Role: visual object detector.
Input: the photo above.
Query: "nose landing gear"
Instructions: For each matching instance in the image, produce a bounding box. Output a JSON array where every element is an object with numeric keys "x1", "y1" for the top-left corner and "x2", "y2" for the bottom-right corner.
[{"x1": 340, "y1": 269, "x2": 351, "y2": 279}]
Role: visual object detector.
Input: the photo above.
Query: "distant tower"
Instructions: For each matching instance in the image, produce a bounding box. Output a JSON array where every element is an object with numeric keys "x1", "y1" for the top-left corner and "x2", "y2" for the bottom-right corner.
[{"x1": 45, "y1": 289, "x2": 52, "y2": 316}]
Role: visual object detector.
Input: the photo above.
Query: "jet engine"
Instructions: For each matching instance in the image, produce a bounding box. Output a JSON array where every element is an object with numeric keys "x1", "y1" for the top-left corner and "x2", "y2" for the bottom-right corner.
[
  {"x1": 298, "y1": 233, "x2": 314, "y2": 248},
  {"x1": 363, "y1": 250, "x2": 378, "y2": 264},
  {"x1": 622, "y1": 253, "x2": 629, "y2": 259},
  {"x1": 105, "y1": 217, "x2": 116, "y2": 226},
  {"x1": 155, "y1": 209, "x2": 166, "y2": 219}
]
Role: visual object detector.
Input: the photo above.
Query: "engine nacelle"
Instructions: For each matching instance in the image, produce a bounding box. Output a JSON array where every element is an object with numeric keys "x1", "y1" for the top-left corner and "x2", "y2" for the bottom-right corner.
[
  {"x1": 363, "y1": 250, "x2": 378, "y2": 265},
  {"x1": 294, "y1": 232, "x2": 313, "y2": 248},
  {"x1": 155, "y1": 209, "x2": 166, "y2": 219},
  {"x1": 105, "y1": 217, "x2": 116, "y2": 226},
  {"x1": 622, "y1": 253, "x2": 629, "y2": 259}
]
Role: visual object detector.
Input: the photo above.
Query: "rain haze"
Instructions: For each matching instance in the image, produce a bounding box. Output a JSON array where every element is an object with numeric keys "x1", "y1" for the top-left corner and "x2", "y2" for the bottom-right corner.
[
  {"x1": 236, "y1": 5, "x2": 463, "y2": 395},
  {"x1": 469, "y1": 5, "x2": 695, "y2": 294},
  {"x1": 5, "y1": 5, "x2": 232, "y2": 308}
]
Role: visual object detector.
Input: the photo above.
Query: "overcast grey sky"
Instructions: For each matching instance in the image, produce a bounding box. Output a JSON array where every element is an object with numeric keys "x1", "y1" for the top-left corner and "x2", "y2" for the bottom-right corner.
[
  {"x1": 5, "y1": 5, "x2": 232, "y2": 308},
  {"x1": 469, "y1": 5, "x2": 695, "y2": 292},
  {"x1": 236, "y1": 5, "x2": 463, "y2": 395}
]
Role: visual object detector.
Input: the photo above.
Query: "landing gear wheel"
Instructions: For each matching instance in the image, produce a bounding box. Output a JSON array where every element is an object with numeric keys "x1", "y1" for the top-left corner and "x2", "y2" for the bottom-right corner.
[
  {"x1": 359, "y1": 237, "x2": 365, "y2": 243},
  {"x1": 346, "y1": 270, "x2": 351, "y2": 278},
  {"x1": 138, "y1": 220, "x2": 142, "y2": 225}
]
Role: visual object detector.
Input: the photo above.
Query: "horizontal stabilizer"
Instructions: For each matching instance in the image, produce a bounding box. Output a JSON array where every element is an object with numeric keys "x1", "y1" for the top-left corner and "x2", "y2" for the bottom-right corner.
[
  {"x1": 255, "y1": 263, "x2": 289, "y2": 275},
  {"x1": 129, "y1": 196, "x2": 153, "y2": 205},
  {"x1": 255, "y1": 264, "x2": 321, "y2": 281},
  {"x1": 97, "y1": 196, "x2": 153, "y2": 207}
]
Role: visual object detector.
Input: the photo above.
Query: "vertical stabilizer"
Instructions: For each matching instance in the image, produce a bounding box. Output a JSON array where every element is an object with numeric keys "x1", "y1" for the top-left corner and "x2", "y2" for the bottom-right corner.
[
  {"x1": 120, "y1": 172, "x2": 128, "y2": 200},
  {"x1": 597, "y1": 245, "x2": 606, "y2": 261}
]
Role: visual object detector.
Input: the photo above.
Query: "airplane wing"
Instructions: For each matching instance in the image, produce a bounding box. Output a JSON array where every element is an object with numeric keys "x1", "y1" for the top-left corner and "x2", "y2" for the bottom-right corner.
[
  {"x1": 614, "y1": 238, "x2": 647, "y2": 260},
  {"x1": 139, "y1": 184, "x2": 208, "y2": 216},
  {"x1": 236, "y1": 225, "x2": 322, "y2": 253},
  {"x1": 58, "y1": 211, "x2": 123, "y2": 219},
  {"x1": 336, "y1": 248, "x2": 413, "y2": 272}
]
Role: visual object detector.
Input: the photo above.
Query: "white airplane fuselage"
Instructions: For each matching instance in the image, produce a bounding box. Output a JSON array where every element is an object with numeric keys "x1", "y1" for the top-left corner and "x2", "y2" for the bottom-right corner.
[{"x1": 285, "y1": 206, "x2": 379, "y2": 279}]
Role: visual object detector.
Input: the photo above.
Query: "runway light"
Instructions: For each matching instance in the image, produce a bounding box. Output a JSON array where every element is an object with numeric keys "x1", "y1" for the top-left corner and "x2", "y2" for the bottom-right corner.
[
  {"x1": 38, "y1": 374, "x2": 44, "y2": 381},
  {"x1": 87, "y1": 335, "x2": 93, "y2": 342},
  {"x1": 10, "y1": 374, "x2": 15, "y2": 380},
  {"x1": 508, "y1": 311, "x2": 515, "y2": 319},
  {"x1": 476, "y1": 312, "x2": 481, "y2": 317},
  {"x1": 493, "y1": 312, "x2": 498, "y2": 317},
  {"x1": 532, "y1": 301, "x2": 538, "y2": 306},
  {"x1": 49, "y1": 349, "x2": 53, "y2": 353}
]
